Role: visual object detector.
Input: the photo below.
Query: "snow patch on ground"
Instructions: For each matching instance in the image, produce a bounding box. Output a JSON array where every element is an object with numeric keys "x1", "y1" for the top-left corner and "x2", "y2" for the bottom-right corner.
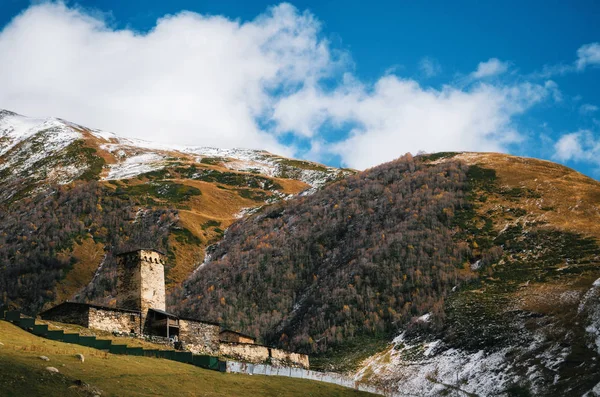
[
  {"x1": 104, "y1": 153, "x2": 166, "y2": 180},
  {"x1": 235, "y1": 207, "x2": 262, "y2": 219},
  {"x1": 580, "y1": 278, "x2": 600, "y2": 354},
  {"x1": 416, "y1": 313, "x2": 431, "y2": 323},
  {"x1": 184, "y1": 146, "x2": 351, "y2": 189},
  {"x1": 355, "y1": 335, "x2": 515, "y2": 396},
  {"x1": 1, "y1": 109, "x2": 350, "y2": 193},
  {"x1": 0, "y1": 115, "x2": 83, "y2": 185}
]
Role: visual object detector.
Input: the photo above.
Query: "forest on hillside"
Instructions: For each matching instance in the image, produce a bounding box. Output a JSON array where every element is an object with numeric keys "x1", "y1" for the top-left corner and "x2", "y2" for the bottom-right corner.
[
  {"x1": 170, "y1": 155, "x2": 497, "y2": 357},
  {"x1": 0, "y1": 182, "x2": 178, "y2": 314}
]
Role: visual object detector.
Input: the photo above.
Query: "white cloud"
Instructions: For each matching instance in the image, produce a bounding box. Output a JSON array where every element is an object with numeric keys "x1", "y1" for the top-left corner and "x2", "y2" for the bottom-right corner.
[
  {"x1": 419, "y1": 57, "x2": 442, "y2": 78},
  {"x1": 576, "y1": 42, "x2": 600, "y2": 70},
  {"x1": 0, "y1": 1, "x2": 340, "y2": 155},
  {"x1": 554, "y1": 130, "x2": 600, "y2": 164},
  {"x1": 0, "y1": 2, "x2": 558, "y2": 170},
  {"x1": 581, "y1": 104, "x2": 599, "y2": 115},
  {"x1": 274, "y1": 77, "x2": 554, "y2": 169},
  {"x1": 538, "y1": 42, "x2": 600, "y2": 77},
  {"x1": 471, "y1": 58, "x2": 510, "y2": 79}
]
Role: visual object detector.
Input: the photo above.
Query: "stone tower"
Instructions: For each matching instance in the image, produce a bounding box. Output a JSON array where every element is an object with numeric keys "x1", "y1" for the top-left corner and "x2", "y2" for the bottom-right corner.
[{"x1": 116, "y1": 249, "x2": 166, "y2": 328}]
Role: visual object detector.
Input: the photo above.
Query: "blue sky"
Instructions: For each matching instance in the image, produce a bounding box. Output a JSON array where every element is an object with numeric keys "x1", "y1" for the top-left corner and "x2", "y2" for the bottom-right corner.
[{"x1": 1, "y1": 1, "x2": 599, "y2": 176}]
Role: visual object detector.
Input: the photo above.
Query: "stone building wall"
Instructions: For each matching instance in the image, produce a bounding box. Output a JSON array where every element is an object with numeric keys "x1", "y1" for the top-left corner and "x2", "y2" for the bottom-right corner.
[
  {"x1": 40, "y1": 303, "x2": 89, "y2": 327},
  {"x1": 179, "y1": 319, "x2": 220, "y2": 355},
  {"x1": 270, "y1": 348, "x2": 310, "y2": 369},
  {"x1": 88, "y1": 308, "x2": 141, "y2": 334},
  {"x1": 139, "y1": 250, "x2": 166, "y2": 316},
  {"x1": 116, "y1": 249, "x2": 166, "y2": 327},
  {"x1": 116, "y1": 252, "x2": 142, "y2": 311},
  {"x1": 219, "y1": 330, "x2": 255, "y2": 344},
  {"x1": 219, "y1": 342, "x2": 270, "y2": 364}
]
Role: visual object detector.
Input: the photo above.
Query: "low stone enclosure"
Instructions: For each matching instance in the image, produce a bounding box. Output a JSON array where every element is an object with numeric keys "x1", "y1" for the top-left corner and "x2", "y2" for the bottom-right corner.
[
  {"x1": 37, "y1": 249, "x2": 309, "y2": 369},
  {"x1": 1, "y1": 309, "x2": 389, "y2": 396},
  {"x1": 39, "y1": 302, "x2": 308, "y2": 368},
  {"x1": 220, "y1": 342, "x2": 310, "y2": 368}
]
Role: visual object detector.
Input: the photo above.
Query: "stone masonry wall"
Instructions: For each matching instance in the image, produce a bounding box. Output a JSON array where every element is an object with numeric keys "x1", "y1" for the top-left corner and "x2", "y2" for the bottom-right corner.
[
  {"x1": 218, "y1": 343, "x2": 309, "y2": 368},
  {"x1": 219, "y1": 331, "x2": 255, "y2": 344},
  {"x1": 116, "y1": 250, "x2": 166, "y2": 328},
  {"x1": 139, "y1": 250, "x2": 166, "y2": 317},
  {"x1": 219, "y1": 342, "x2": 270, "y2": 364},
  {"x1": 88, "y1": 308, "x2": 141, "y2": 334},
  {"x1": 179, "y1": 319, "x2": 220, "y2": 355},
  {"x1": 270, "y1": 348, "x2": 310, "y2": 369},
  {"x1": 116, "y1": 253, "x2": 142, "y2": 311}
]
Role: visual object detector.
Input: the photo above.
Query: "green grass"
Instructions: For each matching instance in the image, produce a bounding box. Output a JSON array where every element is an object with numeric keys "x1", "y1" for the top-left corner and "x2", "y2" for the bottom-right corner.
[
  {"x1": 310, "y1": 335, "x2": 390, "y2": 373},
  {"x1": 237, "y1": 188, "x2": 270, "y2": 202},
  {"x1": 417, "y1": 152, "x2": 459, "y2": 162},
  {"x1": 200, "y1": 157, "x2": 228, "y2": 165},
  {"x1": 172, "y1": 227, "x2": 202, "y2": 245},
  {"x1": 116, "y1": 182, "x2": 201, "y2": 204},
  {"x1": 201, "y1": 220, "x2": 221, "y2": 230},
  {"x1": 0, "y1": 321, "x2": 375, "y2": 397},
  {"x1": 277, "y1": 158, "x2": 328, "y2": 173},
  {"x1": 63, "y1": 141, "x2": 106, "y2": 182}
]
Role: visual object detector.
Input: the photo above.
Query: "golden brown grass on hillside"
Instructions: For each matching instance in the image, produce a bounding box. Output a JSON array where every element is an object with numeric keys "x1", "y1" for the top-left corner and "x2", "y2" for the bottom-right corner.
[
  {"x1": 53, "y1": 239, "x2": 105, "y2": 308},
  {"x1": 448, "y1": 152, "x2": 600, "y2": 239},
  {"x1": 0, "y1": 321, "x2": 374, "y2": 397}
]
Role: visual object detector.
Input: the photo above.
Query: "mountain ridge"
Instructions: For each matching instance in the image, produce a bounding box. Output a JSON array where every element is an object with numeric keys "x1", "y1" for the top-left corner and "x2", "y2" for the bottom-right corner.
[
  {"x1": 2, "y1": 109, "x2": 600, "y2": 395},
  {"x1": 0, "y1": 109, "x2": 352, "y2": 314},
  {"x1": 171, "y1": 151, "x2": 600, "y2": 396}
]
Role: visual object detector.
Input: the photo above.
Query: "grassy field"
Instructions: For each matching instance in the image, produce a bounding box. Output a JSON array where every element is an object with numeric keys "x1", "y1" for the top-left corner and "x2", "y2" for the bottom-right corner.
[{"x1": 0, "y1": 321, "x2": 374, "y2": 397}]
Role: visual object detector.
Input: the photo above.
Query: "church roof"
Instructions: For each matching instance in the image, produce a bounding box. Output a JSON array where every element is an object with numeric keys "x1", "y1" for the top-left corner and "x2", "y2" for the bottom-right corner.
[
  {"x1": 39, "y1": 301, "x2": 141, "y2": 315},
  {"x1": 148, "y1": 308, "x2": 220, "y2": 326}
]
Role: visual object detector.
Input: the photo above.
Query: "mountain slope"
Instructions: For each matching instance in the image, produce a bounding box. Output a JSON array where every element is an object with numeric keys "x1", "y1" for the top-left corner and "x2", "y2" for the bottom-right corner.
[
  {"x1": 0, "y1": 109, "x2": 352, "y2": 313},
  {"x1": 172, "y1": 152, "x2": 600, "y2": 396}
]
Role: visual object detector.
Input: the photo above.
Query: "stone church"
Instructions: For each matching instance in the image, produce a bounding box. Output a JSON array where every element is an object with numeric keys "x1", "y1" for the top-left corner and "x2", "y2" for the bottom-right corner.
[
  {"x1": 40, "y1": 249, "x2": 309, "y2": 368},
  {"x1": 41, "y1": 249, "x2": 221, "y2": 355}
]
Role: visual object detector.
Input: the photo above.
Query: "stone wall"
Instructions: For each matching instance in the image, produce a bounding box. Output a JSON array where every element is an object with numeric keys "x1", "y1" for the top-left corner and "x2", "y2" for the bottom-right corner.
[
  {"x1": 218, "y1": 342, "x2": 309, "y2": 368},
  {"x1": 270, "y1": 348, "x2": 310, "y2": 369},
  {"x1": 116, "y1": 250, "x2": 166, "y2": 327},
  {"x1": 179, "y1": 319, "x2": 220, "y2": 355},
  {"x1": 40, "y1": 303, "x2": 89, "y2": 327},
  {"x1": 88, "y1": 308, "x2": 141, "y2": 334},
  {"x1": 219, "y1": 342, "x2": 270, "y2": 364},
  {"x1": 219, "y1": 330, "x2": 255, "y2": 344},
  {"x1": 139, "y1": 250, "x2": 166, "y2": 318},
  {"x1": 116, "y1": 252, "x2": 142, "y2": 311}
]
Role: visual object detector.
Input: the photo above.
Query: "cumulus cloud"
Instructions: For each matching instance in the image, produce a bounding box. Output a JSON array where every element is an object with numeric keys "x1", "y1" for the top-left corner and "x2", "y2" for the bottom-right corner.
[
  {"x1": 471, "y1": 58, "x2": 510, "y2": 79},
  {"x1": 0, "y1": 1, "x2": 339, "y2": 154},
  {"x1": 554, "y1": 131, "x2": 600, "y2": 165},
  {"x1": 0, "y1": 2, "x2": 558, "y2": 169},
  {"x1": 274, "y1": 78, "x2": 553, "y2": 169}
]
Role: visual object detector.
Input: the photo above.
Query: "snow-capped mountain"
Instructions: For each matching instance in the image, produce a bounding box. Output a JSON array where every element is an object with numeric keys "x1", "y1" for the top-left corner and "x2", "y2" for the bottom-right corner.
[{"x1": 0, "y1": 109, "x2": 352, "y2": 203}]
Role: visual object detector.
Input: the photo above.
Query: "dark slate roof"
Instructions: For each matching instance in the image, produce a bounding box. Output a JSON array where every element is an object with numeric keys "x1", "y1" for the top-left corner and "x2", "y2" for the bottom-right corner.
[
  {"x1": 148, "y1": 308, "x2": 179, "y2": 318},
  {"x1": 39, "y1": 301, "x2": 141, "y2": 315},
  {"x1": 219, "y1": 329, "x2": 256, "y2": 340},
  {"x1": 148, "y1": 308, "x2": 220, "y2": 326},
  {"x1": 178, "y1": 315, "x2": 220, "y2": 327}
]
